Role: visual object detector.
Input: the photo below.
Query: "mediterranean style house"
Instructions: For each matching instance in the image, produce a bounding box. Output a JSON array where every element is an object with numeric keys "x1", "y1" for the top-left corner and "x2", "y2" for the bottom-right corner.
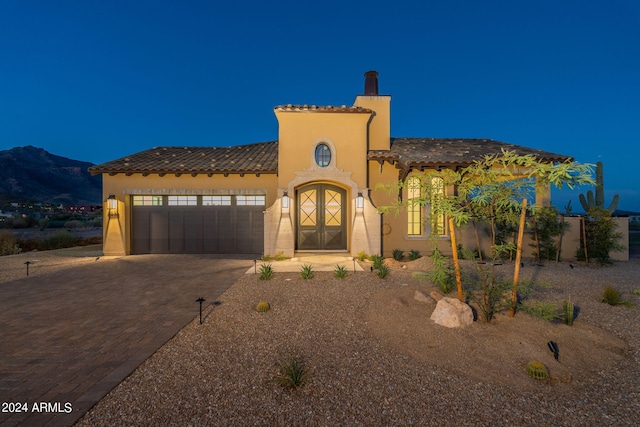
[{"x1": 90, "y1": 71, "x2": 573, "y2": 258}]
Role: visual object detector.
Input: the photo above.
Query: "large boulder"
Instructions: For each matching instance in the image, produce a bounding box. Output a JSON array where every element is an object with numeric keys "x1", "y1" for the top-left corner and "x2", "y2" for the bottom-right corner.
[{"x1": 430, "y1": 297, "x2": 474, "y2": 328}]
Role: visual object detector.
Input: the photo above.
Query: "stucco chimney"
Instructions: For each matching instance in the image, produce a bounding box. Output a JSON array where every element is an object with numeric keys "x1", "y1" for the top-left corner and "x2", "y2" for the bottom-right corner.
[{"x1": 364, "y1": 70, "x2": 379, "y2": 95}]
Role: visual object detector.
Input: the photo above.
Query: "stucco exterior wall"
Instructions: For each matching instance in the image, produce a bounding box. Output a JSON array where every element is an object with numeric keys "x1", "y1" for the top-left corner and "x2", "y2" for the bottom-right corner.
[
  {"x1": 353, "y1": 95, "x2": 391, "y2": 151},
  {"x1": 100, "y1": 172, "x2": 278, "y2": 256},
  {"x1": 275, "y1": 111, "x2": 371, "y2": 189}
]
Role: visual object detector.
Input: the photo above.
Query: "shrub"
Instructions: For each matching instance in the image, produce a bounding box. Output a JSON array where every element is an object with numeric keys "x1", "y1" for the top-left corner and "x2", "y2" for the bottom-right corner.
[
  {"x1": 299, "y1": 264, "x2": 314, "y2": 279},
  {"x1": 408, "y1": 249, "x2": 421, "y2": 260},
  {"x1": 411, "y1": 271, "x2": 429, "y2": 281},
  {"x1": 334, "y1": 265, "x2": 348, "y2": 279},
  {"x1": 271, "y1": 355, "x2": 309, "y2": 390},
  {"x1": 64, "y1": 220, "x2": 84, "y2": 228},
  {"x1": 457, "y1": 245, "x2": 479, "y2": 260},
  {"x1": 518, "y1": 300, "x2": 559, "y2": 322},
  {"x1": 601, "y1": 285, "x2": 633, "y2": 307},
  {"x1": 634, "y1": 289, "x2": 640, "y2": 296},
  {"x1": 375, "y1": 264, "x2": 390, "y2": 278},
  {"x1": 39, "y1": 230, "x2": 79, "y2": 251},
  {"x1": 528, "y1": 206, "x2": 564, "y2": 261},
  {"x1": 274, "y1": 251, "x2": 288, "y2": 261},
  {"x1": 577, "y1": 208, "x2": 624, "y2": 265},
  {"x1": 391, "y1": 249, "x2": 404, "y2": 261},
  {"x1": 259, "y1": 264, "x2": 274, "y2": 280},
  {"x1": 369, "y1": 255, "x2": 384, "y2": 269},
  {"x1": 357, "y1": 251, "x2": 368, "y2": 261},
  {"x1": 429, "y1": 249, "x2": 455, "y2": 294},
  {"x1": 466, "y1": 263, "x2": 511, "y2": 322},
  {"x1": 0, "y1": 231, "x2": 21, "y2": 256}
]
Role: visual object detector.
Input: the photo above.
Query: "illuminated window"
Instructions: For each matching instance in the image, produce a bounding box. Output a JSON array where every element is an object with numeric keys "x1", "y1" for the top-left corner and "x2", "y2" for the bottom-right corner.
[
  {"x1": 407, "y1": 176, "x2": 422, "y2": 235},
  {"x1": 202, "y1": 196, "x2": 231, "y2": 206},
  {"x1": 168, "y1": 195, "x2": 197, "y2": 206},
  {"x1": 133, "y1": 195, "x2": 163, "y2": 206},
  {"x1": 236, "y1": 195, "x2": 266, "y2": 206}
]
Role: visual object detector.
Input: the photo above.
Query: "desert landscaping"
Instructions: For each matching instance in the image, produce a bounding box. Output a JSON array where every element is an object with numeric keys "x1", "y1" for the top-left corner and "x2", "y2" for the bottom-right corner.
[{"x1": 73, "y1": 255, "x2": 640, "y2": 426}]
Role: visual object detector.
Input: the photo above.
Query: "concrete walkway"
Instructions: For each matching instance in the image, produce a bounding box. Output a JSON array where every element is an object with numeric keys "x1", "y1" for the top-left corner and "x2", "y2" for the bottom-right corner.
[
  {"x1": 246, "y1": 253, "x2": 365, "y2": 273},
  {"x1": 0, "y1": 250, "x2": 253, "y2": 427}
]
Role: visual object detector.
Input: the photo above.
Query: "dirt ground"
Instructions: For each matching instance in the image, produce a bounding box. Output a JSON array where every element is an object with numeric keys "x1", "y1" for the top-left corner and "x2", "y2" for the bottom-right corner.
[{"x1": 363, "y1": 256, "x2": 634, "y2": 393}]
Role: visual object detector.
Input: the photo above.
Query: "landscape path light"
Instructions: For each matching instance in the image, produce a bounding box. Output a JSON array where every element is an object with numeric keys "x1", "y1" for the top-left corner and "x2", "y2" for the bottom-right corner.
[
  {"x1": 196, "y1": 297, "x2": 206, "y2": 325},
  {"x1": 24, "y1": 261, "x2": 32, "y2": 276}
]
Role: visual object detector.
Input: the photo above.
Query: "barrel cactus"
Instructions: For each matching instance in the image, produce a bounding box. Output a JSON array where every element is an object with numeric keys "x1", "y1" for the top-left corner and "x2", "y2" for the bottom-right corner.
[
  {"x1": 563, "y1": 299, "x2": 574, "y2": 326},
  {"x1": 526, "y1": 361, "x2": 549, "y2": 380},
  {"x1": 256, "y1": 301, "x2": 271, "y2": 312}
]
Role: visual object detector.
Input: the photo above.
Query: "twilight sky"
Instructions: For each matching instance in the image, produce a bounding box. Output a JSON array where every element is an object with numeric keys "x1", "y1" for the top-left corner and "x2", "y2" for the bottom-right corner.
[{"x1": 1, "y1": 0, "x2": 639, "y2": 211}]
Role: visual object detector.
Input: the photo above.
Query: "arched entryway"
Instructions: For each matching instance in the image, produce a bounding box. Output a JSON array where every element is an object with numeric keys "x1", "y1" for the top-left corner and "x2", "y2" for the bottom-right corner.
[{"x1": 296, "y1": 183, "x2": 347, "y2": 250}]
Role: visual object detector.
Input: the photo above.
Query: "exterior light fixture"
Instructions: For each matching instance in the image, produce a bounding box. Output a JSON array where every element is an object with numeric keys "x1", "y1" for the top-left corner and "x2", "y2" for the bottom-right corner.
[
  {"x1": 106, "y1": 194, "x2": 119, "y2": 218},
  {"x1": 282, "y1": 191, "x2": 290, "y2": 213},
  {"x1": 24, "y1": 261, "x2": 32, "y2": 276},
  {"x1": 196, "y1": 297, "x2": 206, "y2": 324},
  {"x1": 356, "y1": 192, "x2": 364, "y2": 211}
]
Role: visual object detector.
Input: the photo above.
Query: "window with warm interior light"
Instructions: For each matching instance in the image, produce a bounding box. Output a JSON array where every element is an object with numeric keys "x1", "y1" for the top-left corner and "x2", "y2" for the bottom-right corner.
[
  {"x1": 133, "y1": 195, "x2": 163, "y2": 206},
  {"x1": 407, "y1": 176, "x2": 422, "y2": 235}
]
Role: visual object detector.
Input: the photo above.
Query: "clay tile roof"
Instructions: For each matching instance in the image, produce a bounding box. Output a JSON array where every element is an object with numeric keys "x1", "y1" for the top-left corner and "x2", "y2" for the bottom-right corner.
[
  {"x1": 368, "y1": 138, "x2": 571, "y2": 169},
  {"x1": 274, "y1": 104, "x2": 373, "y2": 113},
  {"x1": 88, "y1": 141, "x2": 278, "y2": 175}
]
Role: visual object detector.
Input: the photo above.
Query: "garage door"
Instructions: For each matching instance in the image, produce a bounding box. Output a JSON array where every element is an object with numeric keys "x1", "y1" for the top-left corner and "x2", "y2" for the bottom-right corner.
[{"x1": 131, "y1": 195, "x2": 264, "y2": 254}]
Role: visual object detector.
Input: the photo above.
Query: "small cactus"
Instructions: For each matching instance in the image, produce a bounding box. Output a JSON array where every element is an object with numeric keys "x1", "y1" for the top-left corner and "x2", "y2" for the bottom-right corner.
[
  {"x1": 256, "y1": 301, "x2": 270, "y2": 312},
  {"x1": 526, "y1": 361, "x2": 549, "y2": 380},
  {"x1": 563, "y1": 299, "x2": 574, "y2": 326}
]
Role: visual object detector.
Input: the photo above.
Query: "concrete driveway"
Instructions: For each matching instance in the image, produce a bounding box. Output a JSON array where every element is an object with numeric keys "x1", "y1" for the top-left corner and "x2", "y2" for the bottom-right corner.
[{"x1": 0, "y1": 248, "x2": 253, "y2": 427}]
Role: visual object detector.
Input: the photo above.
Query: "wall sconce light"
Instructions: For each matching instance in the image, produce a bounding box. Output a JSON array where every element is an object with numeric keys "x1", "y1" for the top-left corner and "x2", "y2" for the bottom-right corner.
[
  {"x1": 282, "y1": 191, "x2": 290, "y2": 213},
  {"x1": 356, "y1": 191, "x2": 364, "y2": 211},
  {"x1": 107, "y1": 194, "x2": 119, "y2": 218}
]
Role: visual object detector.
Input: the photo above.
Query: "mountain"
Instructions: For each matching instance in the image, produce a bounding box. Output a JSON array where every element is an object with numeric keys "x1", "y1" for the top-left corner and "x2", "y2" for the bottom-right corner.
[{"x1": 0, "y1": 146, "x2": 102, "y2": 205}]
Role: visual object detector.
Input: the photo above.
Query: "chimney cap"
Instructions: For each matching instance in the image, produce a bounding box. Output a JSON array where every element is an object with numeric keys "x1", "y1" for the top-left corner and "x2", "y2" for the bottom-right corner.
[{"x1": 363, "y1": 70, "x2": 379, "y2": 95}]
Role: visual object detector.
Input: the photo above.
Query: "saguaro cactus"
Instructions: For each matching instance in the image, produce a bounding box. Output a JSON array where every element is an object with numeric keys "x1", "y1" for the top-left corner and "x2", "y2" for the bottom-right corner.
[{"x1": 579, "y1": 161, "x2": 619, "y2": 213}]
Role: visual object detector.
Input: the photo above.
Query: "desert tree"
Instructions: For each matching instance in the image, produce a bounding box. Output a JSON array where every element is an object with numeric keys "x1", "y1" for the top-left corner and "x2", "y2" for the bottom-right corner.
[{"x1": 377, "y1": 149, "x2": 594, "y2": 316}]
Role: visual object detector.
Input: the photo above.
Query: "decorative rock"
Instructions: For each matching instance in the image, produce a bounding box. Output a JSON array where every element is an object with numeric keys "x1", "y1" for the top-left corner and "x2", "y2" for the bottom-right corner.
[
  {"x1": 390, "y1": 297, "x2": 408, "y2": 307},
  {"x1": 430, "y1": 297, "x2": 473, "y2": 328},
  {"x1": 429, "y1": 291, "x2": 443, "y2": 302},
  {"x1": 414, "y1": 290, "x2": 431, "y2": 303}
]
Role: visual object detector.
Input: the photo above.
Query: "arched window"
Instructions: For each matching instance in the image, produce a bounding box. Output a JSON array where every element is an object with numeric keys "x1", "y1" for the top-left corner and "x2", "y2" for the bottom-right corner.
[{"x1": 315, "y1": 144, "x2": 331, "y2": 167}]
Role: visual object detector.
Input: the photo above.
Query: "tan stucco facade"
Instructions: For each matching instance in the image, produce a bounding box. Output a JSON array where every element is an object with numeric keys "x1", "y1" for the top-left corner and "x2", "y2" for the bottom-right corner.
[
  {"x1": 100, "y1": 173, "x2": 277, "y2": 255},
  {"x1": 97, "y1": 71, "x2": 616, "y2": 261}
]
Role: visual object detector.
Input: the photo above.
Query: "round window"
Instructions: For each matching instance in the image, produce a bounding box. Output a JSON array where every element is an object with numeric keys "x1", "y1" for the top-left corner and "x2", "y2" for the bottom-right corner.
[{"x1": 315, "y1": 144, "x2": 331, "y2": 167}]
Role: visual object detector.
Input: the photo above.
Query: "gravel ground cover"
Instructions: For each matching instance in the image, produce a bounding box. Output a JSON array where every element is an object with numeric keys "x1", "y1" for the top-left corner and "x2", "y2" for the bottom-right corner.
[{"x1": 75, "y1": 257, "x2": 640, "y2": 427}]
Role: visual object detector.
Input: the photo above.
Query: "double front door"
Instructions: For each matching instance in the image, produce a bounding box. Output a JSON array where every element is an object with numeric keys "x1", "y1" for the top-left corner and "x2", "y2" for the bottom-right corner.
[{"x1": 297, "y1": 183, "x2": 346, "y2": 250}]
